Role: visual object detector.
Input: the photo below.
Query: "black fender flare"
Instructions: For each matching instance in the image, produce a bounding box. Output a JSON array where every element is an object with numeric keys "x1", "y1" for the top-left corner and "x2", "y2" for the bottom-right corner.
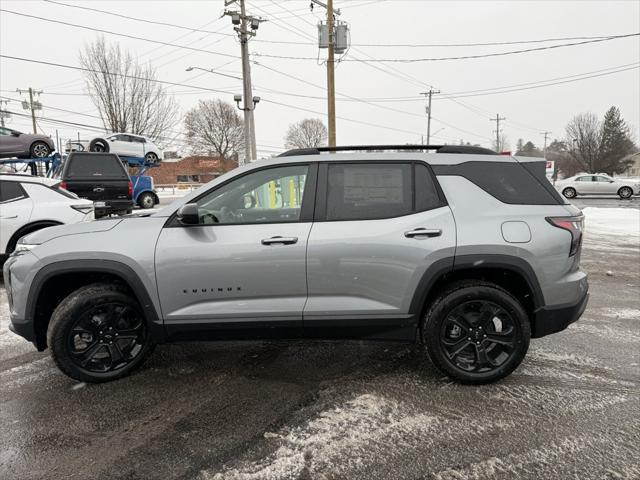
[
  {"x1": 408, "y1": 254, "x2": 544, "y2": 316},
  {"x1": 27, "y1": 259, "x2": 165, "y2": 343},
  {"x1": 6, "y1": 220, "x2": 63, "y2": 254}
]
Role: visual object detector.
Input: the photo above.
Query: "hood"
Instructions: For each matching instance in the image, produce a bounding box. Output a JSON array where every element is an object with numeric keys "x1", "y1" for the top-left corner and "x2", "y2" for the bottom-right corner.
[{"x1": 21, "y1": 219, "x2": 122, "y2": 245}]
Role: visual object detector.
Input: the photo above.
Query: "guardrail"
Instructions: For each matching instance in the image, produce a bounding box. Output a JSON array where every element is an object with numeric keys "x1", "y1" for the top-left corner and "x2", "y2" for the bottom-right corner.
[{"x1": 154, "y1": 183, "x2": 203, "y2": 195}]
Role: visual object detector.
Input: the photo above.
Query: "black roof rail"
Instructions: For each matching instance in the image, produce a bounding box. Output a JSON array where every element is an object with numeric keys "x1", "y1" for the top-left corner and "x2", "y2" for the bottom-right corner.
[{"x1": 277, "y1": 144, "x2": 498, "y2": 157}]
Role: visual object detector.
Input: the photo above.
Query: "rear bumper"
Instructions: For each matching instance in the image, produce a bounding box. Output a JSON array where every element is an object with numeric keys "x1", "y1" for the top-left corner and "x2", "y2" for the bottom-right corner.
[
  {"x1": 94, "y1": 199, "x2": 133, "y2": 217},
  {"x1": 532, "y1": 290, "x2": 589, "y2": 338}
]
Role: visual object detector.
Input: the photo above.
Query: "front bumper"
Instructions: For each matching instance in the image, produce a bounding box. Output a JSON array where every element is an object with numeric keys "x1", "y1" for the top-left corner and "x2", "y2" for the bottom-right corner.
[{"x1": 532, "y1": 290, "x2": 589, "y2": 338}]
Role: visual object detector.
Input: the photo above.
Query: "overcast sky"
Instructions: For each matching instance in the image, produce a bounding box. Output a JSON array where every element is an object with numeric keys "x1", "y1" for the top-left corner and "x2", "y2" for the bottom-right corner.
[{"x1": 1, "y1": 0, "x2": 639, "y2": 157}]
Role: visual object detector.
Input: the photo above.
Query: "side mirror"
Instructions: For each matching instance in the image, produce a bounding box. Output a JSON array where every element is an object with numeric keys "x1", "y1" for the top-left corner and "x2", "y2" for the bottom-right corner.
[
  {"x1": 11, "y1": 131, "x2": 20, "y2": 137},
  {"x1": 176, "y1": 203, "x2": 199, "y2": 225},
  {"x1": 609, "y1": 180, "x2": 615, "y2": 183}
]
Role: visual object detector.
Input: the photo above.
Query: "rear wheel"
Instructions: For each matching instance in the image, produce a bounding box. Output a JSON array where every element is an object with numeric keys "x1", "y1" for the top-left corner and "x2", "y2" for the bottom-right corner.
[
  {"x1": 144, "y1": 152, "x2": 160, "y2": 164},
  {"x1": 562, "y1": 187, "x2": 577, "y2": 199},
  {"x1": 89, "y1": 138, "x2": 109, "y2": 153},
  {"x1": 618, "y1": 186, "x2": 633, "y2": 199},
  {"x1": 30, "y1": 141, "x2": 51, "y2": 158},
  {"x1": 47, "y1": 283, "x2": 155, "y2": 383},
  {"x1": 422, "y1": 281, "x2": 530, "y2": 384},
  {"x1": 138, "y1": 192, "x2": 156, "y2": 209}
]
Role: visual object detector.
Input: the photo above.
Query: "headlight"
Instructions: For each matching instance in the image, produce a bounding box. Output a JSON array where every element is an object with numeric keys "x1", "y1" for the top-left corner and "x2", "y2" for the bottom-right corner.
[{"x1": 11, "y1": 243, "x2": 39, "y2": 256}]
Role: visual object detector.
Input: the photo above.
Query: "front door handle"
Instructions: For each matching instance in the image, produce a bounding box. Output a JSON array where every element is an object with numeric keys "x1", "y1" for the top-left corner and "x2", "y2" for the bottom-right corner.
[
  {"x1": 261, "y1": 236, "x2": 298, "y2": 245},
  {"x1": 404, "y1": 228, "x2": 442, "y2": 238}
]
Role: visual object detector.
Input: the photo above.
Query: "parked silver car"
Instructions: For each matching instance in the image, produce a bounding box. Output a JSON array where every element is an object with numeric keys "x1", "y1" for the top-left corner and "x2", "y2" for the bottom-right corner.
[
  {"x1": 0, "y1": 127, "x2": 55, "y2": 159},
  {"x1": 555, "y1": 173, "x2": 640, "y2": 199},
  {"x1": 4, "y1": 145, "x2": 588, "y2": 385}
]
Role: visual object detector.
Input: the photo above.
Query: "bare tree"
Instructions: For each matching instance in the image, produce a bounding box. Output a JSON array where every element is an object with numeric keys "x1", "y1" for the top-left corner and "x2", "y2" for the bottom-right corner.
[
  {"x1": 184, "y1": 99, "x2": 244, "y2": 169},
  {"x1": 284, "y1": 118, "x2": 327, "y2": 149},
  {"x1": 565, "y1": 112, "x2": 601, "y2": 173},
  {"x1": 79, "y1": 37, "x2": 178, "y2": 142}
]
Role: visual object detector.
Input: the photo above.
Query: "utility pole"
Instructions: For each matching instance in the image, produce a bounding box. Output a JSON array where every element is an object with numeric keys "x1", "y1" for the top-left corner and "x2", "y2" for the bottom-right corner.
[
  {"x1": 540, "y1": 130, "x2": 551, "y2": 157},
  {"x1": 225, "y1": 0, "x2": 262, "y2": 164},
  {"x1": 490, "y1": 114, "x2": 506, "y2": 152},
  {"x1": 17, "y1": 87, "x2": 43, "y2": 134},
  {"x1": 313, "y1": 0, "x2": 345, "y2": 147},
  {"x1": 326, "y1": 0, "x2": 336, "y2": 147},
  {"x1": 420, "y1": 89, "x2": 440, "y2": 145}
]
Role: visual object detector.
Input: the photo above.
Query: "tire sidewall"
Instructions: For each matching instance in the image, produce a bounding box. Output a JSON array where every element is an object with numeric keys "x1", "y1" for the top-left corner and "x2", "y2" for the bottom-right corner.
[
  {"x1": 139, "y1": 193, "x2": 154, "y2": 209},
  {"x1": 47, "y1": 285, "x2": 154, "y2": 383},
  {"x1": 422, "y1": 284, "x2": 530, "y2": 384},
  {"x1": 618, "y1": 187, "x2": 632, "y2": 199},
  {"x1": 31, "y1": 141, "x2": 50, "y2": 158},
  {"x1": 562, "y1": 187, "x2": 576, "y2": 199},
  {"x1": 89, "y1": 138, "x2": 109, "y2": 153}
]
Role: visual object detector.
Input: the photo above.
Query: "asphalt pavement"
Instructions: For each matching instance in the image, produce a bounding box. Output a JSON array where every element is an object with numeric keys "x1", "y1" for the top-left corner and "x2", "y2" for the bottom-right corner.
[{"x1": 0, "y1": 197, "x2": 638, "y2": 480}]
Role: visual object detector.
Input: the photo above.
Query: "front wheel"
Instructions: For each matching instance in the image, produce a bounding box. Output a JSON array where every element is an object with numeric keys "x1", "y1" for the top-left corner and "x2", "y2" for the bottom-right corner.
[
  {"x1": 47, "y1": 283, "x2": 155, "y2": 383},
  {"x1": 562, "y1": 187, "x2": 577, "y2": 199},
  {"x1": 422, "y1": 281, "x2": 530, "y2": 384},
  {"x1": 618, "y1": 187, "x2": 633, "y2": 199}
]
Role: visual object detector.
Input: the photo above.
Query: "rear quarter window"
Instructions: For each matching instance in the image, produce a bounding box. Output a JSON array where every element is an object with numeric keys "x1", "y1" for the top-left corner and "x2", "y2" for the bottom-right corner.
[
  {"x1": 0, "y1": 180, "x2": 28, "y2": 203},
  {"x1": 433, "y1": 161, "x2": 563, "y2": 205},
  {"x1": 65, "y1": 153, "x2": 128, "y2": 179}
]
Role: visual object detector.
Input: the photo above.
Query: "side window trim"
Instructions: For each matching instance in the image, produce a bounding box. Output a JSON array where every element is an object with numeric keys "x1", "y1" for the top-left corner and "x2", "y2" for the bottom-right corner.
[
  {"x1": 314, "y1": 160, "x2": 447, "y2": 222},
  {"x1": 165, "y1": 162, "x2": 317, "y2": 228}
]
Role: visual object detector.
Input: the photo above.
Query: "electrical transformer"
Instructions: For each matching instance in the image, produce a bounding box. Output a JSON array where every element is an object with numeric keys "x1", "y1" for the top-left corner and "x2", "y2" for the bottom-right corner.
[{"x1": 318, "y1": 21, "x2": 350, "y2": 53}]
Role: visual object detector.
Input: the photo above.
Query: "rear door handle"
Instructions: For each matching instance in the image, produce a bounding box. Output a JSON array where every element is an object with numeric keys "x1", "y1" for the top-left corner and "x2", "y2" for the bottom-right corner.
[
  {"x1": 404, "y1": 228, "x2": 442, "y2": 238},
  {"x1": 261, "y1": 236, "x2": 298, "y2": 245}
]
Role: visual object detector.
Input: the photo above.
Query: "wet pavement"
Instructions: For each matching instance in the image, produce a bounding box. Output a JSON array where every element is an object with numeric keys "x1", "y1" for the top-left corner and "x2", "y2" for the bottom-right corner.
[{"x1": 1, "y1": 205, "x2": 638, "y2": 480}]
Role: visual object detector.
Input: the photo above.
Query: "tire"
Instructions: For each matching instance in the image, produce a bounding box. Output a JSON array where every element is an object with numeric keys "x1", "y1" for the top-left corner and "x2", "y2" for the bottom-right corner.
[
  {"x1": 562, "y1": 187, "x2": 577, "y2": 199},
  {"x1": 618, "y1": 186, "x2": 633, "y2": 199},
  {"x1": 30, "y1": 141, "x2": 51, "y2": 158},
  {"x1": 138, "y1": 192, "x2": 156, "y2": 209},
  {"x1": 421, "y1": 280, "x2": 530, "y2": 384},
  {"x1": 89, "y1": 138, "x2": 109, "y2": 153},
  {"x1": 47, "y1": 283, "x2": 155, "y2": 383},
  {"x1": 144, "y1": 152, "x2": 160, "y2": 164}
]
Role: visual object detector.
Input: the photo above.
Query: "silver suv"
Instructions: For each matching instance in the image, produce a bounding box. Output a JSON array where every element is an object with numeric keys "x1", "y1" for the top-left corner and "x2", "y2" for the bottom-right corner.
[{"x1": 3, "y1": 145, "x2": 589, "y2": 384}]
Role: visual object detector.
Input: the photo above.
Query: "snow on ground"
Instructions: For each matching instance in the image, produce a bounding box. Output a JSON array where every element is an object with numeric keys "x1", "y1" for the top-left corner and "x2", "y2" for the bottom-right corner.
[
  {"x1": 581, "y1": 207, "x2": 640, "y2": 253},
  {"x1": 582, "y1": 207, "x2": 640, "y2": 237}
]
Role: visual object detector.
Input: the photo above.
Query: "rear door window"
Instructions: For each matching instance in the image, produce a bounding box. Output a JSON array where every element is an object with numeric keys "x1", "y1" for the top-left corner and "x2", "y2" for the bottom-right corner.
[
  {"x1": 325, "y1": 163, "x2": 413, "y2": 221},
  {"x1": 65, "y1": 154, "x2": 128, "y2": 178}
]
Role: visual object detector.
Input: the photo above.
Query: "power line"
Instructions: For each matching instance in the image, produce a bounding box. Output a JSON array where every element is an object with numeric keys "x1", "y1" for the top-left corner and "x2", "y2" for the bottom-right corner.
[
  {"x1": 0, "y1": 9, "x2": 238, "y2": 60},
  {"x1": 252, "y1": 33, "x2": 640, "y2": 61}
]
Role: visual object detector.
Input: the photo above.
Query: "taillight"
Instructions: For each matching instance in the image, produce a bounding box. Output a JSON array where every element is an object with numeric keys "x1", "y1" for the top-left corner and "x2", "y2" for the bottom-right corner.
[
  {"x1": 59, "y1": 182, "x2": 68, "y2": 190},
  {"x1": 128, "y1": 181, "x2": 133, "y2": 197},
  {"x1": 546, "y1": 215, "x2": 584, "y2": 256}
]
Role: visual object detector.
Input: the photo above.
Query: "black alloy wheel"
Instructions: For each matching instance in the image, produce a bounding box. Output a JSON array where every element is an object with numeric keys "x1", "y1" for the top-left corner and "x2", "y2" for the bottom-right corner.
[
  {"x1": 423, "y1": 281, "x2": 530, "y2": 384},
  {"x1": 440, "y1": 300, "x2": 518, "y2": 374},
  {"x1": 48, "y1": 283, "x2": 154, "y2": 382},
  {"x1": 67, "y1": 302, "x2": 146, "y2": 373}
]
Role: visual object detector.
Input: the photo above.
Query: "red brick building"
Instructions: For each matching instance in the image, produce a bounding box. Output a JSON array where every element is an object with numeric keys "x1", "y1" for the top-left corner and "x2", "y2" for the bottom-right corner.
[{"x1": 150, "y1": 156, "x2": 236, "y2": 185}]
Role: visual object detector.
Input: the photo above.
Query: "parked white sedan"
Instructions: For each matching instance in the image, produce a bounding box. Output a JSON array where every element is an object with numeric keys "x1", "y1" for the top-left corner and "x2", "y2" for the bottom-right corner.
[
  {"x1": 65, "y1": 133, "x2": 164, "y2": 164},
  {"x1": 0, "y1": 174, "x2": 94, "y2": 257},
  {"x1": 556, "y1": 174, "x2": 640, "y2": 199}
]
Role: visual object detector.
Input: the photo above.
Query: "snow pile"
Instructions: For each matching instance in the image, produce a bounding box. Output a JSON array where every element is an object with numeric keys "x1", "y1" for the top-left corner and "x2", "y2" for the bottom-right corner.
[
  {"x1": 581, "y1": 207, "x2": 640, "y2": 253},
  {"x1": 582, "y1": 207, "x2": 640, "y2": 237}
]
